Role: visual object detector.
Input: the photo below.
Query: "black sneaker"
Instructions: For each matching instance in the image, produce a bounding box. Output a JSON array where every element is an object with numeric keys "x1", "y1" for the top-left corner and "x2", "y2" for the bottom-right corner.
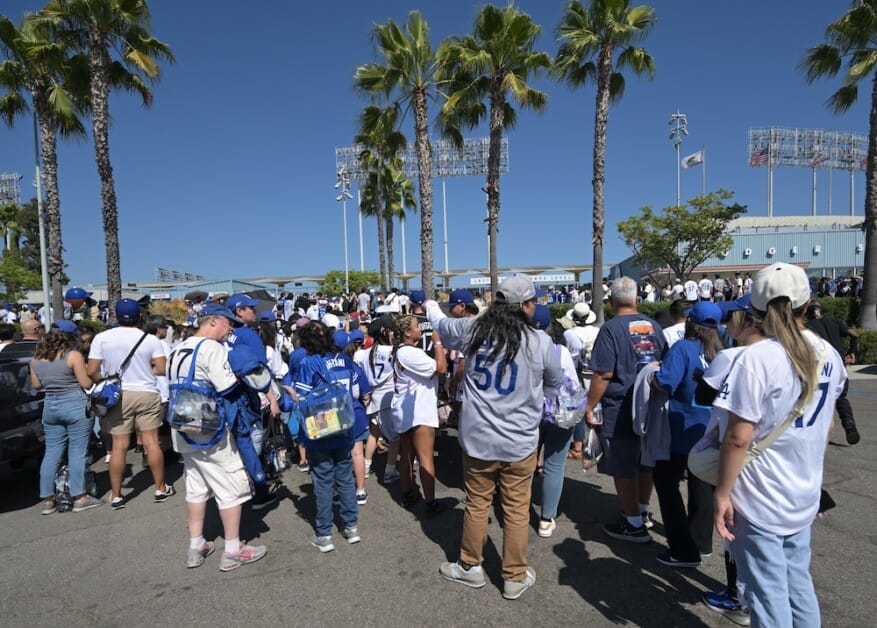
[
  {"x1": 402, "y1": 490, "x2": 423, "y2": 508},
  {"x1": 656, "y1": 549, "x2": 701, "y2": 568},
  {"x1": 424, "y1": 500, "x2": 446, "y2": 518},
  {"x1": 154, "y1": 484, "x2": 176, "y2": 503},
  {"x1": 843, "y1": 421, "x2": 860, "y2": 445},
  {"x1": 603, "y1": 518, "x2": 652, "y2": 543},
  {"x1": 642, "y1": 511, "x2": 656, "y2": 529},
  {"x1": 251, "y1": 492, "x2": 278, "y2": 511},
  {"x1": 110, "y1": 495, "x2": 126, "y2": 510}
]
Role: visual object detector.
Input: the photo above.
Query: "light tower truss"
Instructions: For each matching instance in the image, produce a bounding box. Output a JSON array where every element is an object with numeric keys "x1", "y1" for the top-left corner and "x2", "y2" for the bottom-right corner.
[
  {"x1": 0, "y1": 172, "x2": 22, "y2": 205},
  {"x1": 748, "y1": 127, "x2": 866, "y2": 170},
  {"x1": 335, "y1": 136, "x2": 509, "y2": 184}
]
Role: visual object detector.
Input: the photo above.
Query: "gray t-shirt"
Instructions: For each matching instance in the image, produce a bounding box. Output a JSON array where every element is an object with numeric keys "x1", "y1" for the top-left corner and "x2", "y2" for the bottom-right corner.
[{"x1": 428, "y1": 303, "x2": 563, "y2": 462}]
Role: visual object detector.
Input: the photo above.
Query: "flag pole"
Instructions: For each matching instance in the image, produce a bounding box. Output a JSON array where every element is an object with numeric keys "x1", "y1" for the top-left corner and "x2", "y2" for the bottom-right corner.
[
  {"x1": 701, "y1": 146, "x2": 706, "y2": 195},
  {"x1": 767, "y1": 133, "x2": 774, "y2": 217}
]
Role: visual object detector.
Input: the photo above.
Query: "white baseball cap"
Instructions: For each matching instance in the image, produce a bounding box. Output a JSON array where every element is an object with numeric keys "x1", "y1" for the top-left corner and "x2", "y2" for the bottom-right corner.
[{"x1": 750, "y1": 263, "x2": 812, "y2": 311}]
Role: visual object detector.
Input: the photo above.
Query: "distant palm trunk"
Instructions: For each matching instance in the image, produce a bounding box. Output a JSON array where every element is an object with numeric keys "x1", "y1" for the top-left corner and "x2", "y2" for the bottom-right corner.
[
  {"x1": 591, "y1": 44, "x2": 613, "y2": 324},
  {"x1": 35, "y1": 95, "x2": 65, "y2": 315},
  {"x1": 861, "y1": 72, "x2": 877, "y2": 329},
  {"x1": 413, "y1": 89, "x2": 434, "y2": 294},
  {"x1": 386, "y1": 214, "x2": 395, "y2": 288},
  {"x1": 486, "y1": 83, "x2": 504, "y2": 294}
]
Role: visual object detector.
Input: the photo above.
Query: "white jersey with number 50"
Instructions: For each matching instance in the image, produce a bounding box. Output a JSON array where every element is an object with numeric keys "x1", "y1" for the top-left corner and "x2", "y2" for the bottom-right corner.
[{"x1": 713, "y1": 331, "x2": 846, "y2": 535}]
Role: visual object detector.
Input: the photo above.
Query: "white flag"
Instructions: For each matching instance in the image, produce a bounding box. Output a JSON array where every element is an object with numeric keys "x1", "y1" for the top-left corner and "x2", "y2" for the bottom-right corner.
[{"x1": 682, "y1": 150, "x2": 704, "y2": 170}]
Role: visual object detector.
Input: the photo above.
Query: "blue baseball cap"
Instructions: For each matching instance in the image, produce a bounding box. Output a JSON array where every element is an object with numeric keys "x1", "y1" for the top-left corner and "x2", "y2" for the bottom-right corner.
[
  {"x1": 51, "y1": 320, "x2": 79, "y2": 335},
  {"x1": 198, "y1": 303, "x2": 243, "y2": 327},
  {"x1": 409, "y1": 290, "x2": 427, "y2": 304},
  {"x1": 446, "y1": 289, "x2": 474, "y2": 305},
  {"x1": 531, "y1": 304, "x2": 552, "y2": 330},
  {"x1": 226, "y1": 293, "x2": 260, "y2": 311},
  {"x1": 349, "y1": 329, "x2": 365, "y2": 344},
  {"x1": 333, "y1": 330, "x2": 351, "y2": 351},
  {"x1": 258, "y1": 310, "x2": 277, "y2": 322},
  {"x1": 115, "y1": 298, "x2": 141, "y2": 321},
  {"x1": 719, "y1": 293, "x2": 757, "y2": 320},
  {"x1": 685, "y1": 301, "x2": 722, "y2": 329}
]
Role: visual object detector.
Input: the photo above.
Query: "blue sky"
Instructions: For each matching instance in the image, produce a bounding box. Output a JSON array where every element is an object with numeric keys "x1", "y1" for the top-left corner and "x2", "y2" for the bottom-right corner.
[{"x1": 0, "y1": 0, "x2": 869, "y2": 289}]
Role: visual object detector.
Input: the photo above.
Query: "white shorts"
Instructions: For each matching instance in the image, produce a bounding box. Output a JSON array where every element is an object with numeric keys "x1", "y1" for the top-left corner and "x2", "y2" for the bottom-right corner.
[{"x1": 182, "y1": 434, "x2": 251, "y2": 509}]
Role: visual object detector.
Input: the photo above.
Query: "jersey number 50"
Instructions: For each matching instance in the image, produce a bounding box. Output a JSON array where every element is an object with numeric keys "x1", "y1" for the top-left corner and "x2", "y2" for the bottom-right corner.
[{"x1": 472, "y1": 354, "x2": 518, "y2": 395}]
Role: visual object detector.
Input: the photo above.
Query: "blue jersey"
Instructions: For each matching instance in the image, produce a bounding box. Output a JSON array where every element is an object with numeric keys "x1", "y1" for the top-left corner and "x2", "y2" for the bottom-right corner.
[
  {"x1": 654, "y1": 338, "x2": 712, "y2": 454},
  {"x1": 293, "y1": 352, "x2": 364, "y2": 449},
  {"x1": 226, "y1": 326, "x2": 266, "y2": 362}
]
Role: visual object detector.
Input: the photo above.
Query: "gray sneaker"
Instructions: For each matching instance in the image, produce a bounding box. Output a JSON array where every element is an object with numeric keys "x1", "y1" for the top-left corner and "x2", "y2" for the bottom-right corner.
[
  {"x1": 311, "y1": 535, "x2": 335, "y2": 553},
  {"x1": 342, "y1": 526, "x2": 361, "y2": 544},
  {"x1": 187, "y1": 541, "x2": 215, "y2": 568},
  {"x1": 72, "y1": 495, "x2": 104, "y2": 513},
  {"x1": 503, "y1": 567, "x2": 536, "y2": 600},
  {"x1": 439, "y1": 562, "x2": 486, "y2": 589},
  {"x1": 219, "y1": 543, "x2": 267, "y2": 572}
]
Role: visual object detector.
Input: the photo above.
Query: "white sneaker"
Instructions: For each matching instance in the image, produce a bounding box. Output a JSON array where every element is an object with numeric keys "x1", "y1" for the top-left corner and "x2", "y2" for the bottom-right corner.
[
  {"x1": 503, "y1": 567, "x2": 536, "y2": 600},
  {"x1": 538, "y1": 518, "x2": 556, "y2": 538}
]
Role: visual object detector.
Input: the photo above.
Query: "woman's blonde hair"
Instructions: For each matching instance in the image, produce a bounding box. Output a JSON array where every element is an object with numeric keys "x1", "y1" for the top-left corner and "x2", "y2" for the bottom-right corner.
[{"x1": 762, "y1": 299, "x2": 816, "y2": 404}]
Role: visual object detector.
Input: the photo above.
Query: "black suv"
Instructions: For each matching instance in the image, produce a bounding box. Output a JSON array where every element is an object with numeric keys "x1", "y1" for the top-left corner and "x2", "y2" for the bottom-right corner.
[{"x1": 0, "y1": 342, "x2": 45, "y2": 464}]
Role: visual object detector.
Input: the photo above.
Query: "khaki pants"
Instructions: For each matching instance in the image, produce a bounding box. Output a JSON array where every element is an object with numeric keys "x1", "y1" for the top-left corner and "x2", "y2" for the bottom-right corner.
[{"x1": 459, "y1": 449, "x2": 537, "y2": 582}]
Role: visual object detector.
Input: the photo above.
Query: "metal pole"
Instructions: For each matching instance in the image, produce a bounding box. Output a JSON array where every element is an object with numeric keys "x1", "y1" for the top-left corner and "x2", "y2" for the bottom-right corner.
[
  {"x1": 701, "y1": 146, "x2": 706, "y2": 196},
  {"x1": 357, "y1": 188, "x2": 364, "y2": 270},
  {"x1": 768, "y1": 139, "x2": 773, "y2": 217},
  {"x1": 850, "y1": 168, "x2": 855, "y2": 216},
  {"x1": 400, "y1": 214, "x2": 407, "y2": 276},
  {"x1": 676, "y1": 142, "x2": 681, "y2": 206},
  {"x1": 668, "y1": 110, "x2": 687, "y2": 206},
  {"x1": 342, "y1": 198, "x2": 349, "y2": 294},
  {"x1": 828, "y1": 166, "x2": 833, "y2": 215},
  {"x1": 442, "y1": 179, "x2": 449, "y2": 274},
  {"x1": 812, "y1": 168, "x2": 817, "y2": 216},
  {"x1": 33, "y1": 112, "x2": 51, "y2": 329}
]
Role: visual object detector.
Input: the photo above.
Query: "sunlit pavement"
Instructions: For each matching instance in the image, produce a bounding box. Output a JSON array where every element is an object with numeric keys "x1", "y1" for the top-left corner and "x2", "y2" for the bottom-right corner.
[{"x1": 0, "y1": 376, "x2": 874, "y2": 627}]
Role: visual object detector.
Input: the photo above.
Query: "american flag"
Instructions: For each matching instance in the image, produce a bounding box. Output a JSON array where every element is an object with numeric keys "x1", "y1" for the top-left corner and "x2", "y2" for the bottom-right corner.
[{"x1": 749, "y1": 148, "x2": 769, "y2": 166}]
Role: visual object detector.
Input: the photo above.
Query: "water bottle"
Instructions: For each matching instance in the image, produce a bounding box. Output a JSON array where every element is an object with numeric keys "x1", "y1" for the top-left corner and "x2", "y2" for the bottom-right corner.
[{"x1": 591, "y1": 402, "x2": 603, "y2": 425}]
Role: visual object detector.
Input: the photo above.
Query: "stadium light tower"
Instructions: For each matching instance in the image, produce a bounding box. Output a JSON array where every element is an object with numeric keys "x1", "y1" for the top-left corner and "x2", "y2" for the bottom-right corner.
[
  {"x1": 335, "y1": 167, "x2": 353, "y2": 294},
  {"x1": 669, "y1": 110, "x2": 688, "y2": 207}
]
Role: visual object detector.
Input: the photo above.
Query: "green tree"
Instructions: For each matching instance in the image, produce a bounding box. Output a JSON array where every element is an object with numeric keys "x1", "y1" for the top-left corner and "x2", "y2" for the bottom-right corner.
[
  {"x1": 35, "y1": 0, "x2": 173, "y2": 317},
  {"x1": 617, "y1": 190, "x2": 746, "y2": 281},
  {"x1": 355, "y1": 10, "x2": 439, "y2": 293},
  {"x1": 14, "y1": 197, "x2": 69, "y2": 283},
  {"x1": 355, "y1": 103, "x2": 407, "y2": 291},
  {"x1": 438, "y1": 4, "x2": 551, "y2": 294},
  {"x1": 320, "y1": 269, "x2": 380, "y2": 298},
  {"x1": 554, "y1": 0, "x2": 656, "y2": 322},
  {"x1": 802, "y1": 0, "x2": 877, "y2": 329},
  {"x1": 0, "y1": 248, "x2": 41, "y2": 302},
  {"x1": 0, "y1": 12, "x2": 86, "y2": 315},
  {"x1": 0, "y1": 203, "x2": 20, "y2": 251}
]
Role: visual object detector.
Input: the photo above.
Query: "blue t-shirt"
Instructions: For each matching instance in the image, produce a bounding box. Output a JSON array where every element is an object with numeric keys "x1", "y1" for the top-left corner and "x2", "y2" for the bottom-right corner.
[
  {"x1": 589, "y1": 313, "x2": 666, "y2": 439},
  {"x1": 654, "y1": 338, "x2": 712, "y2": 454}
]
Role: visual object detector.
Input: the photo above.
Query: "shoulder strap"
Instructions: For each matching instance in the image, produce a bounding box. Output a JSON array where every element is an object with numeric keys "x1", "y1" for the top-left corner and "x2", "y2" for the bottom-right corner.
[
  {"x1": 118, "y1": 332, "x2": 149, "y2": 375},
  {"x1": 750, "y1": 340, "x2": 828, "y2": 456},
  {"x1": 182, "y1": 340, "x2": 207, "y2": 384}
]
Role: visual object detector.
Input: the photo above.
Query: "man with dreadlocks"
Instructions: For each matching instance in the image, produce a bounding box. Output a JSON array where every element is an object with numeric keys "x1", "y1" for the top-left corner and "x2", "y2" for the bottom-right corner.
[{"x1": 424, "y1": 275, "x2": 563, "y2": 601}]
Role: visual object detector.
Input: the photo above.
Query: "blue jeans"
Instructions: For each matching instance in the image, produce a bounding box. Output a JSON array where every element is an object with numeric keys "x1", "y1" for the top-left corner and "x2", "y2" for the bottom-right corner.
[
  {"x1": 39, "y1": 390, "x2": 91, "y2": 498},
  {"x1": 732, "y1": 514, "x2": 820, "y2": 628},
  {"x1": 309, "y1": 446, "x2": 358, "y2": 536},
  {"x1": 540, "y1": 423, "x2": 573, "y2": 520}
]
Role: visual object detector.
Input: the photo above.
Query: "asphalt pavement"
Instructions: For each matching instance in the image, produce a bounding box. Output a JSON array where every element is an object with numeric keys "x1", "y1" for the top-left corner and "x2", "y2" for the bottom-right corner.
[{"x1": 1, "y1": 373, "x2": 874, "y2": 628}]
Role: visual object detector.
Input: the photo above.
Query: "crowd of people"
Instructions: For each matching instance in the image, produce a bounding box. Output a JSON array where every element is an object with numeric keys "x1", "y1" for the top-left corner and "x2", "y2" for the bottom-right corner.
[{"x1": 12, "y1": 264, "x2": 857, "y2": 623}]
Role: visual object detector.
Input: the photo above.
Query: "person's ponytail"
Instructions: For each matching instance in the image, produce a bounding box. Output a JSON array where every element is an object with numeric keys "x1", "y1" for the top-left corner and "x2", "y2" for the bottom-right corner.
[{"x1": 763, "y1": 299, "x2": 817, "y2": 404}]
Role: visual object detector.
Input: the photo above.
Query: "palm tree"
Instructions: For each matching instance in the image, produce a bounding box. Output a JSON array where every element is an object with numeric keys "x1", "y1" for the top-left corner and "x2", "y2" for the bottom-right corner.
[
  {"x1": 355, "y1": 10, "x2": 438, "y2": 294},
  {"x1": 554, "y1": 0, "x2": 656, "y2": 322},
  {"x1": 0, "y1": 13, "x2": 86, "y2": 316},
  {"x1": 803, "y1": 0, "x2": 877, "y2": 329},
  {"x1": 437, "y1": 4, "x2": 551, "y2": 294},
  {"x1": 355, "y1": 103, "x2": 407, "y2": 290},
  {"x1": 383, "y1": 161, "x2": 417, "y2": 287},
  {"x1": 35, "y1": 0, "x2": 173, "y2": 312}
]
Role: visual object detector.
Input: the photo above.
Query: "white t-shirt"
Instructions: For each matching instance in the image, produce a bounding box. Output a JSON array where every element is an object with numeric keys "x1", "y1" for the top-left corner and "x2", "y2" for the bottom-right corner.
[
  {"x1": 698, "y1": 278, "x2": 713, "y2": 300},
  {"x1": 713, "y1": 333, "x2": 846, "y2": 535},
  {"x1": 167, "y1": 337, "x2": 238, "y2": 454},
  {"x1": 683, "y1": 280, "x2": 699, "y2": 302},
  {"x1": 563, "y1": 325, "x2": 600, "y2": 369},
  {"x1": 355, "y1": 344, "x2": 395, "y2": 418},
  {"x1": 702, "y1": 345, "x2": 747, "y2": 440},
  {"x1": 390, "y1": 344, "x2": 438, "y2": 433},
  {"x1": 662, "y1": 322, "x2": 686, "y2": 348},
  {"x1": 89, "y1": 326, "x2": 165, "y2": 394}
]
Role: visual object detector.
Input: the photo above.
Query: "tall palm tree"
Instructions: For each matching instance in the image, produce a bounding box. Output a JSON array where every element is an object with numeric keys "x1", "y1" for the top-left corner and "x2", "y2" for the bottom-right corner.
[
  {"x1": 437, "y1": 4, "x2": 551, "y2": 294},
  {"x1": 355, "y1": 103, "x2": 407, "y2": 290},
  {"x1": 355, "y1": 10, "x2": 438, "y2": 294},
  {"x1": 35, "y1": 0, "x2": 173, "y2": 312},
  {"x1": 803, "y1": 0, "x2": 877, "y2": 329},
  {"x1": 554, "y1": 0, "x2": 656, "y2": 322},
  {"x1": 0, "y1": 13, "x2": 86, "y2": 315},
  {"x1": 383, "y1": 162, "x2": 417, "y2": 287}
]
